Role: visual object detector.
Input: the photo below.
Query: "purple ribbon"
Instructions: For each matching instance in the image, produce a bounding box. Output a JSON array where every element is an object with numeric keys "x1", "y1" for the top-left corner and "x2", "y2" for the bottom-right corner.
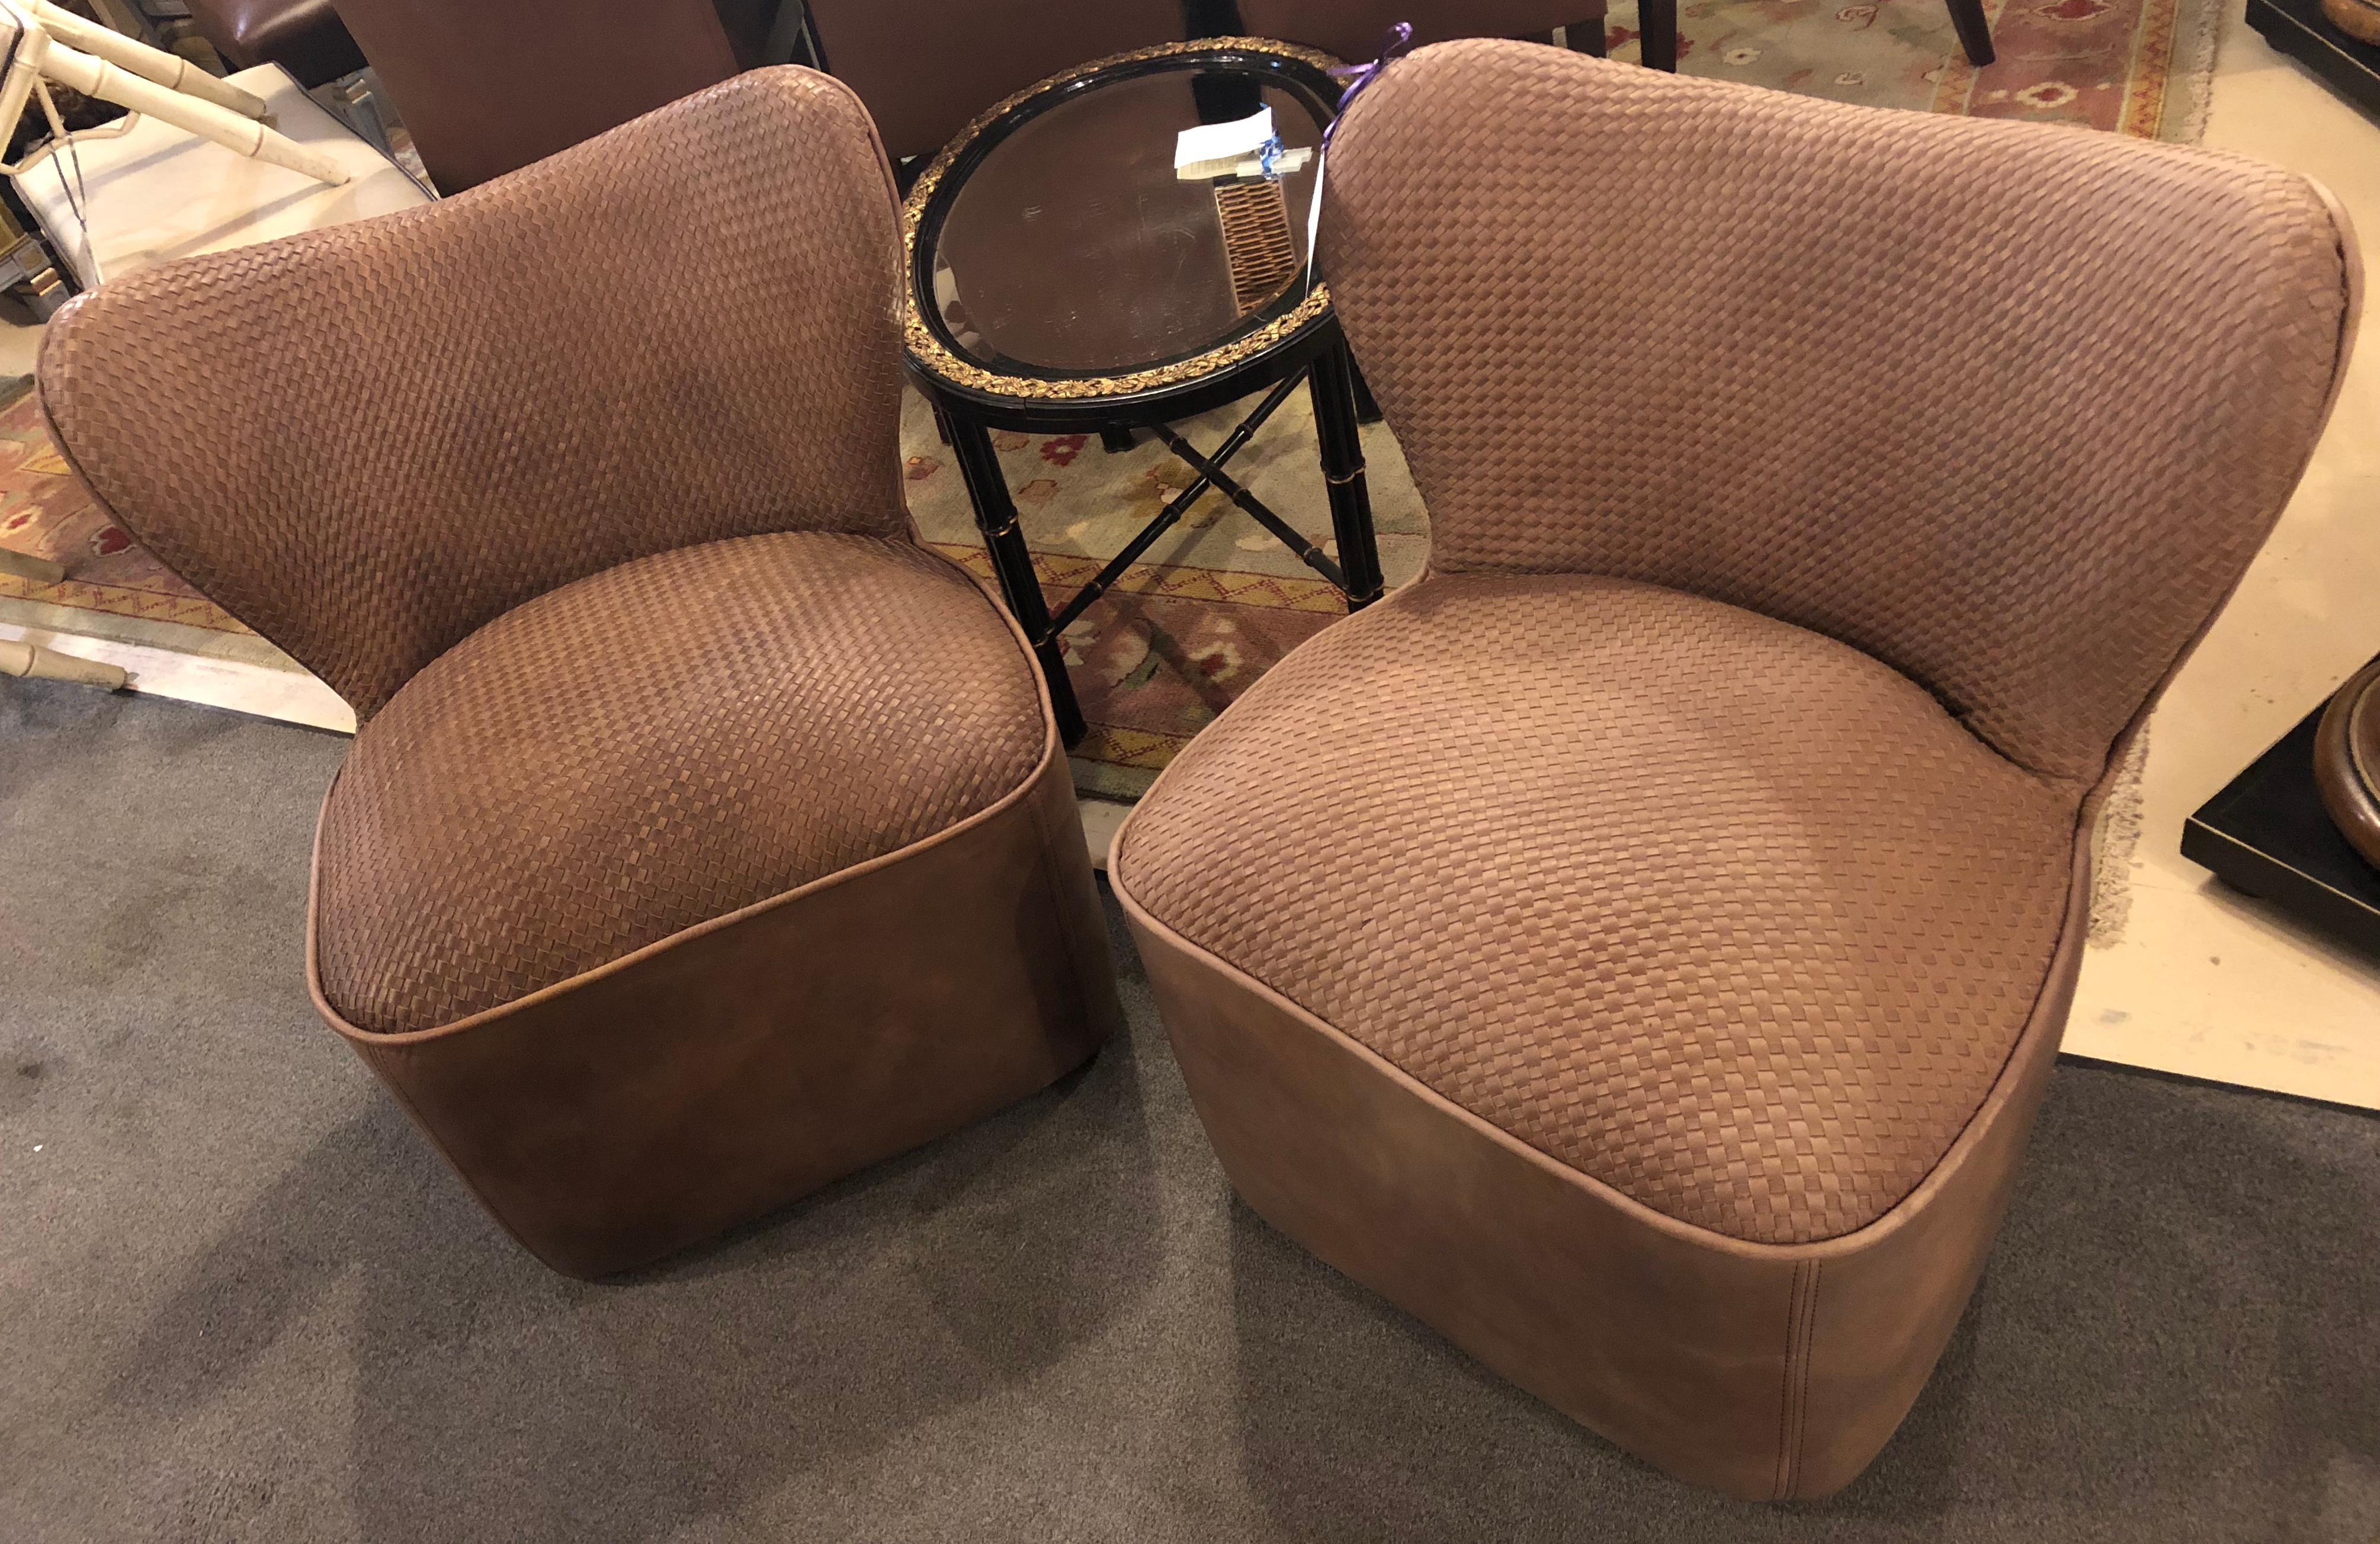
[{"x1": 1320, "y1": 22, "x2": 1414, "y2": 149}]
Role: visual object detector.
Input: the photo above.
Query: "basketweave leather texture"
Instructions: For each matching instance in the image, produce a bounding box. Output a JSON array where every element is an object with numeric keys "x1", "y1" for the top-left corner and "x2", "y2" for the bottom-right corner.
[
  {"x1": 1122, "y1": 46, "x2": 2356, "y2": 1247},
  {"x1": 1318, "y1": 45, "x2": 2353, "y2": 785},
  {"x1": 1120, "y1": 575, "x2": 2079, "y2": 1244},
  {"x1": 37, "y1": 69, "x2": 911, "y2": 721},
  {"x1": 314, "y1": 532, "x2": 1047, "y2": 1036}
]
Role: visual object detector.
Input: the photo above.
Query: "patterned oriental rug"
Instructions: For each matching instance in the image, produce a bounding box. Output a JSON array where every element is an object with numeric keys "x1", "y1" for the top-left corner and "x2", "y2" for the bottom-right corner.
[
  {"x1": 0, "y1": 2, "x2": 2219, "y2": 794},
  {"x1": 0, "y1": 383, "x2": 303, "y2": 679},
  {"x1": 1619, "y1": 0, "x2": 2219, "y2": 139}
]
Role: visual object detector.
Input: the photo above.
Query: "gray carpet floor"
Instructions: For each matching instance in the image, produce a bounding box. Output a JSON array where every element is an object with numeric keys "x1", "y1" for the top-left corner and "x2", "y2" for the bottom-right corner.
[{"x1": 5, "y1": 682, "x2": 2378, "y2": 1543}]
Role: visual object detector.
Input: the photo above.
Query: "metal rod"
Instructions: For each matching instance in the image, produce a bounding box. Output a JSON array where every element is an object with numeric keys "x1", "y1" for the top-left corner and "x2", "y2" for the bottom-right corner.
[
  {"x1": 1151, "y1": 422, "x2": 1349, "y2": 592},
  {"x1": 1041, "y1": 471, "x2": 1200, "y2": 641},
  {"x1": 1041, "y1": 375, "x2": 1303, "y2": 639}
]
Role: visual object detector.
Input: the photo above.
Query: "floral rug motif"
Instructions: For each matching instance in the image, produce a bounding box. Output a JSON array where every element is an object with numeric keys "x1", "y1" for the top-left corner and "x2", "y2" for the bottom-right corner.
[
  {"x1": 899, "y1": 390, "x2": 1430, "y2": 798},
  {"x1": 1606, "y1": 0, "x2": 2218, "y2": 139},
  {"x1": 0, "y1": 8, "x2": 2219, "y2": 790},
  {"x1": 0, "y1": 381, "x2": 248, "y2": 638}
]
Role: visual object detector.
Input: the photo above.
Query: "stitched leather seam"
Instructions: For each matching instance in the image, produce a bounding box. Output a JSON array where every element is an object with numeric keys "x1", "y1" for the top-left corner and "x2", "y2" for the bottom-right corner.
[
  {"x1": 1775, "y1": 1259, "x2": 1821, "y2": 1500},
  {"x1": 1773, "y1": 1264, "x2": 1799, "y2": 1501},
  {"x1": 1797, "y1": 1261, "x2": 1822, "y2": 1498}
]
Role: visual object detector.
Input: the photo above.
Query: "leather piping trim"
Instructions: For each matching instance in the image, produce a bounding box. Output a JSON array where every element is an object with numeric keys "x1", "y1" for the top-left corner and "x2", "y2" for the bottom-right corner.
[
  {"x1": 1110, "y1": 817, "x2": 2096, "y2": 1267},
  {"x1": 2306, "y1": 174, "x2": 2366, "y2": 439},
  {"x1": 305, "y1": 546, "x2": 1067, "y2": 1046}
]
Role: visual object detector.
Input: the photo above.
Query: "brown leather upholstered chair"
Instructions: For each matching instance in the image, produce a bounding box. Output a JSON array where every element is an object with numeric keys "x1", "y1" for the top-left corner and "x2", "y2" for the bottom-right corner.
[
  {"x1": 799, "y1": 0, "x2": 1185, "y2": 161},
  {"x1": 1235, "y1": 0, "x2": 1611, "y2": 61},
  {"x1": 182, "y1": 0, "x2": 366, "y2": 88},
  {"x1": 328, "y1": 0, "x2": 774, "y2": 191},
  {"x1": 37, "y1": 68, "x2": 1125, "y2": 1279},
  {"x1": 1113, "y1": 45, "x2": 2358, "y2": 1500}
]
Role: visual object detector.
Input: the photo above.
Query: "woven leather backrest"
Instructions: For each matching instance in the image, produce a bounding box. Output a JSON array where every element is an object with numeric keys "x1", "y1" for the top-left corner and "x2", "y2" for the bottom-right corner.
[
  {"x1": 39, "y1": 68, "x2": 911, "y2": 719},
  {"x1": 1321, "y1": 43, "x2": 2357, "y2": 782}
]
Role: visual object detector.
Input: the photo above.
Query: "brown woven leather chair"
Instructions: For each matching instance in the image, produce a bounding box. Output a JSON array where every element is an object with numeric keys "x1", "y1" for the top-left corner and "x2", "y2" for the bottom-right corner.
[
  {"x1": 37, "y1": 69, "x2": 1125, "y2": 1279},
  {"x1": 801, "y1": 0, "x2": 1186, "y2": 162},
  {"x1": 1113, "y1": 45, "x2": 2358, "y2": 1500},
  {"x1": 182, "y1": 0, "x2": 365, "y2": 88},
  {"x1": 329, "y1": 0, "x2": 775, "y2": 191}
]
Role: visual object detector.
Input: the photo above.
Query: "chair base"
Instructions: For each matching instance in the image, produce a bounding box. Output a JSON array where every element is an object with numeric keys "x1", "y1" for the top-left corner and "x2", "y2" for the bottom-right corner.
[
  {"x1": 314, "y1": 745, "x2": 1123, "y2": 1278},
  {"x1": 1114, "y1": 834, "x2": 2089, "y2": 1501}
]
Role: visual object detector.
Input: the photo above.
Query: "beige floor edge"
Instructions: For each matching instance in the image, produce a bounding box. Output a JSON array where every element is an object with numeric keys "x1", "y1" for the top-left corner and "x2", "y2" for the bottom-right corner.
[
  {"x1": 7, "y1": 5, "x2": 2379, "y2": 1109},
  {"x1": 1, "y1": 621, "x2": 354, "y2": 731},
  {"x1": 2057, "y1": 0, "x2": 2380, "y2": 1109}
]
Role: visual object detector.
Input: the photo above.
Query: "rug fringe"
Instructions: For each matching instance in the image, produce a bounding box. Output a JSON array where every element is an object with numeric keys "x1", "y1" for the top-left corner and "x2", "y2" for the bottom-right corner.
[{"x1": 2162, "y1": 0, "x2": 2230, "y2": 141}]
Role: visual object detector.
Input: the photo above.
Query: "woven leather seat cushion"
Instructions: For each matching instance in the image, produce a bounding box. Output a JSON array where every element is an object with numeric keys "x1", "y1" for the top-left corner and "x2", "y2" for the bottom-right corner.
[
  {"x1": 313, "y1": 532, "x2": 1046, "y2": 1036},
  {"x1": 1119, "y1": 573, "x2": 2084, "y2": 1245}
]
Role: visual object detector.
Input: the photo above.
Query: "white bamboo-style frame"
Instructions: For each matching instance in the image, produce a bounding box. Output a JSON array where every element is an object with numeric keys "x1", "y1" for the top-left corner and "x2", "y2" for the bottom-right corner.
[
  {"x1": 0, "y1": 7, "x2": 358, "y2": 692},
  {"x1": 0, "y1": 528, "x2": 123, "y2": 685},
  {"x1": 0, "y1": 634, "x2": 127, "y2": 686},
  {"x1": 0, "y1": 0, "x2": 347, "y2": 185}
]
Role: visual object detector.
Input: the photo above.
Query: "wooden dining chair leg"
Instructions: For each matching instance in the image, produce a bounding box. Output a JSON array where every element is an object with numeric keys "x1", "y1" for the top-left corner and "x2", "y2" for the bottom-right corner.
[
  {"x1": 1946, "y1": 0, "x2": 1997, "y2": 65},
  {"x1": 1566, "y1": 17, "x2": 1609, "y2": 56},
  {"x1": 1638, "y1": 0, "x2": 1679, "y2": 70}
]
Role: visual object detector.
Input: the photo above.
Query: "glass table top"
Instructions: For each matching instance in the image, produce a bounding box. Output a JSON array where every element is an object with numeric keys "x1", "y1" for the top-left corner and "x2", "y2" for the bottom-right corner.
[{"x1": 909, "y1": 46, "x2": 1339, "y2": 389}]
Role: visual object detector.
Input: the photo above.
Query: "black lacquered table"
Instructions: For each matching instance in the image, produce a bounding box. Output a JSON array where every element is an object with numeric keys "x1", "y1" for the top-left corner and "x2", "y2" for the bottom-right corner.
[
  {"x1": 2185, "y1": 680, "x2": 2380, "y2": 963},
  {"x1": 901, "y1": 38, "x2": 1383, "y2": 745}
]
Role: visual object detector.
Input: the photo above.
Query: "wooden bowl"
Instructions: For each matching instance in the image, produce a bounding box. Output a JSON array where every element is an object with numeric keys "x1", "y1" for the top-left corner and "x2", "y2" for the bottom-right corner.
[{"x1": 2315, "y1": 655, "x2": 2380, "y2": 868}]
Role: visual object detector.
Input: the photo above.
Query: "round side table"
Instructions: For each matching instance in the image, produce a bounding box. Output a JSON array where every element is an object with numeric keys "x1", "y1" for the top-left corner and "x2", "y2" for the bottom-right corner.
[{"x1": 902, "y1": 37, "x2": 1383, "y2": 746}]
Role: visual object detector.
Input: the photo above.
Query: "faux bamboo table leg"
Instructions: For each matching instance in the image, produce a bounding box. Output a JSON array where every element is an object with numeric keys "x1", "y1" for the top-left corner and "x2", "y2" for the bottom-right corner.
[
  {"x1": 936, "y1": 394, "x2": 1087, "y2": 746},
  {"x1": 1640, "y1": 0, "x2": 1680, "y2": 70},
  {"x1": 1308, "y1": 336, "x2": 1384, "y2": 611}
]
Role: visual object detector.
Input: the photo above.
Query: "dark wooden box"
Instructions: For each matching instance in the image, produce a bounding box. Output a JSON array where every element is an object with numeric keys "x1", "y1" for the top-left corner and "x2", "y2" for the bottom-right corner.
[
  {"x1": 2247, "y1": 0, "x2": 2380, "y2": 120},
  {"x1": 2182, "y1": 704, "x2": 2380, "y2": 961}
]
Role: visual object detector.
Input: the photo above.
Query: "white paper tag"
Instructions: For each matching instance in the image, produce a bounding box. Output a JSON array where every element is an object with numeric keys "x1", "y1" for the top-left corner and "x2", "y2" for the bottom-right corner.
[
  {"x1": 1173, "y1": 107, "x2": 1276, "y2": 178},
  {"x1": 1175, "y1": 145, "x2": 1313, "y2": 181},
  {"x1": 1303, "y1": 142, "x2": 1326, "y2": 285}
]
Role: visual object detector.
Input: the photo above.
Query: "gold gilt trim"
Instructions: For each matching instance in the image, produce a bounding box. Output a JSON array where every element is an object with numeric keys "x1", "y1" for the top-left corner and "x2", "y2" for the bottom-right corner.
[{"x1": 902, "y1": 38, "x2": 1342, "y2": 403}]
